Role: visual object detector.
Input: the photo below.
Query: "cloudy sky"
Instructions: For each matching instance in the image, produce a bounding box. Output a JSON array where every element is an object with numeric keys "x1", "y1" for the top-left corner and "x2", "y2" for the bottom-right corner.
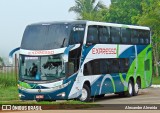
[{"x1": 0, "y1": 0, "x2": 111, "y2": 58}]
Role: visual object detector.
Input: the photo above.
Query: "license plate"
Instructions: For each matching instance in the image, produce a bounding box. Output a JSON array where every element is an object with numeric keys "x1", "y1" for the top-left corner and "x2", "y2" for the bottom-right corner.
[{"x1": 36, "y1": 95, "x2": 44, "y2": 99}]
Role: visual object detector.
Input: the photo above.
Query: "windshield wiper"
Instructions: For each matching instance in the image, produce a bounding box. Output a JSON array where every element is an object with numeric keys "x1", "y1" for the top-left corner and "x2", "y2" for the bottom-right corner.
[{"x1": 61, "y1": 38, "x2": 66, "y2": 48}]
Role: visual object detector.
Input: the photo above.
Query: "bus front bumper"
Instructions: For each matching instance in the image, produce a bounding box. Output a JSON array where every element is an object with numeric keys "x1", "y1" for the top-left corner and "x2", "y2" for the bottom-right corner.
[{"x1": 18, "y1": 88, "x2": 69, "y2": 101}]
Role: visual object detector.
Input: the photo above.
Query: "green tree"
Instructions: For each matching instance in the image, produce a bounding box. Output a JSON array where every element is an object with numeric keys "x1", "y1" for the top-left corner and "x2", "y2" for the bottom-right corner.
[
  {"x1": 69, "y1": 0, "x2": 107, "y2": 21},
  {"x1": 106, "y1": 0, "x2": 142, "y2": 24},
  {"x1": 137, "y1": 0, "x2": 160, "y2": 77}
]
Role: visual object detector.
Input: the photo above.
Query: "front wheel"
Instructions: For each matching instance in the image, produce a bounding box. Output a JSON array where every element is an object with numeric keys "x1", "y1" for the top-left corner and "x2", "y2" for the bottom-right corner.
[
  {"x1": 79, "y1": 84, "x2": 91, "y2": 102},
  {"x1": 133, "y1": 79, "x2": 141, "y2": 96}
]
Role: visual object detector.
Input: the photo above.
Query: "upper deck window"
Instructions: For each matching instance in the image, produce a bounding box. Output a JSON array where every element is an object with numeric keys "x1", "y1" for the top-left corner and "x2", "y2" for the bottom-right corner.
[
  {"x1": 21, "y1": 24, "x2": 71, "y2": 50},
  {"x1": 69, "y1": 24, "x2": 85, "y2": 45},
  {"x1": 21, "y1": 23, "x2": 86, "y2": 50},
  {"x1": 87, "y1": 26, "x2": 99, "y2": 44},
  {"x1": 99, "y1": 26, "x2": 110, "y2": 43},
  {"x1": 121, "y1": 28, "x2": 131, "y2": 44},
  {"x1": 110, "y1": 27, "x2": 121, "y2": 44}
]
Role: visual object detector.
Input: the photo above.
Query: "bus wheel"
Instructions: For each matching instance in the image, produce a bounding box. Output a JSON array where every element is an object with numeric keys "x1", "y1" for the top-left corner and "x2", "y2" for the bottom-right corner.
[
  {"x1": 125, "y1": 80, "x2": 134, "y2": 97},
  {"x1": 133, "y1": 79, "x2": 141, "y2": 96},
  {"x1": 79, "y1": 84, "x2": 91, "y2": 102}
]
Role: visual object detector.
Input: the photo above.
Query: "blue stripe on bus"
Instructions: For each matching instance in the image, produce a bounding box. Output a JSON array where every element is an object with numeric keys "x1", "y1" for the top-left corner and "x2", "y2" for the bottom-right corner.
[
  {"x1": 80, "y1": 45, "x2": 95, "y2": 66},
  {"x1": 90, "y1": 73, "x2": 127, "y2": 96}
]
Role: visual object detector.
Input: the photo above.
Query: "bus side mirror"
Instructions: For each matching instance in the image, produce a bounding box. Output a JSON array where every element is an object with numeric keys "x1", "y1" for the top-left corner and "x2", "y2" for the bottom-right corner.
[{"x1": 9, "y1": 47, "x2": 20, "y2": 65}]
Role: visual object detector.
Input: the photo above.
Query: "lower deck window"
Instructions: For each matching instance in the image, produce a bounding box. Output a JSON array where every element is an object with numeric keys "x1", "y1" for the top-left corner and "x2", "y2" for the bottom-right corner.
[{"x1": 84, "y1": 58, "x2": 129, "y2": 75}]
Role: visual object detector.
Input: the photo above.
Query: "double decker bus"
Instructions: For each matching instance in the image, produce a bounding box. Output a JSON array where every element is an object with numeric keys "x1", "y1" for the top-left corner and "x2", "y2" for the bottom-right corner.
[{"x1": 18, "y1": 21, "x2": 152, "y2": 102}]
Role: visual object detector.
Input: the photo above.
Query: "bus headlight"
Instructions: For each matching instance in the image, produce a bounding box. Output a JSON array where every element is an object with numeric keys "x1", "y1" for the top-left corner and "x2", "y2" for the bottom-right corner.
[
  {"x1": 19, "y1": 93, "x2": 25, "y2": 98},
  {"x1": 18, "y1": 84, "x2": 22, "y2": 89},
  {"x1": 52, "y1": 81, "x2": 71, "y2": 91}
]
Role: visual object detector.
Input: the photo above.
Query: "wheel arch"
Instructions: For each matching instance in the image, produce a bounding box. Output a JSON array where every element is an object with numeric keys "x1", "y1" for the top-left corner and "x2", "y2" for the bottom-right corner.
[{"x1": 83, "y1": 81, "x2": 91, "y2": 89}]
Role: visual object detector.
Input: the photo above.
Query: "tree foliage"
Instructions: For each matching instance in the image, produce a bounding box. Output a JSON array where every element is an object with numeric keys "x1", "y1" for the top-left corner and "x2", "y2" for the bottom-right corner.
[
  {"x1": 69, "y1": 0, "x2": 108, "y2": 21},
  {"x1": 106, "y1": 0, "x2": 142, "y2": 24},
  {"x1": 137, "y1": 0, "x2": 160, "y2": 76}
]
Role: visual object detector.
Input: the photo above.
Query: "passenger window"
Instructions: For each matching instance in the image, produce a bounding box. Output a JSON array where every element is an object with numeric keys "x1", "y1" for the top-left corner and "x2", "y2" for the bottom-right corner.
[
  {"x1": 131, "y1": 29, "x2": 139, "y2": 44},
  {"x1": 87, "y1": 26, "x2": 99, "y2": 44},
  {"x1": 144, "y1": 30, "x2": 150, "y2": 44},
  {"x1": 99, "y1": 26, "x2": 110, "y2": 43},
  {"x1": 100, "y1": 60, "x2": 108, "y2": 74},
  {"x1": 84, "y1": 58, "x2": 130, "y2": 75},
  {"x1": 121, "y1": 28, "x2": 131, "y2": 44},
  {"x1": 119, "y1": 58, "x2": 129, "y2": 73},
  {"x1": 111, "y1": 27, "x2": 121, "y2": 44},
  {"x1": 110, "y1": 59, "x2": 119, "y2": 73},
  {"x1": 84, "y1": 59, "x2": 100, "y2": 75},
  {"x1": 139, "y1": 30, "x2": 145, "y2": 44}
]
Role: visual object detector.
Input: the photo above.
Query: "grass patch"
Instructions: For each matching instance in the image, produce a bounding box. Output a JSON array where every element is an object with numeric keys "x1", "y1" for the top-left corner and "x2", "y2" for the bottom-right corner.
[
  {"x1": 152, "y1": 76, "x2": 160, "y2": 85},
  {"x1": 0, "y1": 72, "x2": 19, "y2": 102},
  {"x1": 0, "y1": 86, "x2": 19, "y2": 101},
  {"x1": 0, "y1": 72, "x2": 17, "y2": 87}
]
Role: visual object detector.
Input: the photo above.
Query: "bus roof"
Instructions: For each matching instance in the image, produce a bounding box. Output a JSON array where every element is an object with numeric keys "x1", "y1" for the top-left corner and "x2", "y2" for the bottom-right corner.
[
  {"x1": 87, "y1": 21, "x2": 150, "y2": 30},
  {"x1": 29, "y1": 20, "x2": 150, "y2": 30}
]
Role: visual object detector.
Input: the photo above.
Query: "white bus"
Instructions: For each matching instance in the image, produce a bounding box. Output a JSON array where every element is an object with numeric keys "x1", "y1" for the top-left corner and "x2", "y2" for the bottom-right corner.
[{"x1": 18, "y1": 21, "x2": 152, "y2": 102}]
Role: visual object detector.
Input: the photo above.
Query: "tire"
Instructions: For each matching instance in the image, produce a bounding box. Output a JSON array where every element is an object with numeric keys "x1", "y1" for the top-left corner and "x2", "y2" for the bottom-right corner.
[
  {"x1": 125, "y1": 79, "x2": 134, "y2": 97},
  {"x1": 79, "y1": 84, "x2": 91, "y2": 102},
  {"x1": 133, "y1": 79, "x2": 141, "y2": 96}
]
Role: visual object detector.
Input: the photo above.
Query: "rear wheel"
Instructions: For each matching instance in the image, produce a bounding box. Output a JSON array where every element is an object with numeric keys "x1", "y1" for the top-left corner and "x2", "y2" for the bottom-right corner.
[
  {"x1": 79, "y1": 84, "x2": 91, "y2": 102},
  {"x1": 133, "y1": 78, "x2": 141, "y2": 96},
  {"x1": 125, "y1": 79, "x2": 134, "y2": 97}
]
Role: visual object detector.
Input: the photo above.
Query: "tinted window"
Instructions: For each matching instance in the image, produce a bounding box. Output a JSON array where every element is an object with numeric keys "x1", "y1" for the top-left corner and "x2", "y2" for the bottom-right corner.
[
  {"x1": 143, "y1": 30, "x2": 150, "y2": 44},
  {"x1": 109, "y1": 59, "x2": 119, "y2": 73},
  {"x1": 87, "y1": 26, "x2": 99, "y2": 44},
  {"x1": 119, "y1": 58, "x2": 129, "y2": 72},
  {"x1": 139, "y1": 30, "x2": 143, "y2": 44},
  {"x1": 69, "y1": 25, "x2": 85, "y2": 45},
  {"x1": 121, "y1": 28, "x2": 131, "y2": 44},
  {"x1": 99, "y1": 26, "x2": 110, "y2": 43},
  {"x1": 21, "y1": 24, "x2": 71, "y2": 50},
  {"x1": 100, "y1": 60, "x2": 109, "y2": 74},
  {"x1": 110, "y1": 27, "x2": 121, "y2": 44},
  {"x1": 86, "y1": 25, "x2": 150, "y2": 45},
  {"x1": 83, "y1": 59, "x2": 100, "y2": 75},
  {"x1": 84, "y1": 58, "x2": 129, "y2": 75},
  {"x1": 131, "y1": 29, "x2": 139, "y2": 44}
]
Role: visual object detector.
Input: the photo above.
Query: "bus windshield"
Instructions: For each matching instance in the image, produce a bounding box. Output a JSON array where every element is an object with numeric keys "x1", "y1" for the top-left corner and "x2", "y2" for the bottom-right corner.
[
  {"x1": 21, "y1": 24, "x2": 85, "y2": 50},
  {"x1": 21, "y1": 24, "x2": 71, "y2": 50},
  {"x1": 19, "y1": 54, "x2": 65, "y2": 81}
]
